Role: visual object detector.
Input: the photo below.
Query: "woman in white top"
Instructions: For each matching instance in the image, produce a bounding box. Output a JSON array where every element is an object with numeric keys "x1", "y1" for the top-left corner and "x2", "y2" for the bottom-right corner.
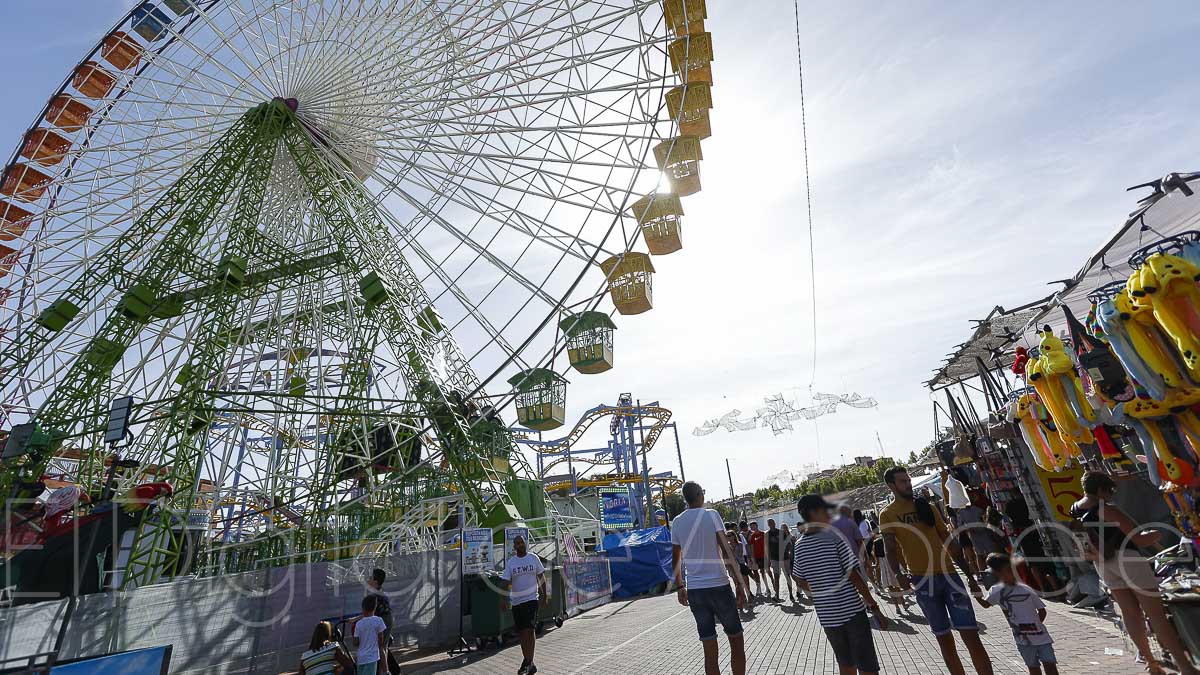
[{"x1": 299, "y1": 621, "x2": 355, "y2": 675}]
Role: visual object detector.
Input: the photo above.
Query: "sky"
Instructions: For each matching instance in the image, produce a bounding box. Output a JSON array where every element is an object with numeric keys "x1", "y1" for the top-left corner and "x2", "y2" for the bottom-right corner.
[{"x1": 3, "y1": 2, "x2": 1200, "y2": 497}]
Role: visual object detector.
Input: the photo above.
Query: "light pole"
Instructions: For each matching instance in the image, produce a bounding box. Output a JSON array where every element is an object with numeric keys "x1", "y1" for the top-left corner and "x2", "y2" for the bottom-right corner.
[{"x1": 725, "y1": 458, "x2": 735, "y2": 499}]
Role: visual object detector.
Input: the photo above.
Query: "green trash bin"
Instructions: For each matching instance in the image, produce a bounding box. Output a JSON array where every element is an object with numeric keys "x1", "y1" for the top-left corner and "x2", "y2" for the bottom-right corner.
[{"x1": 467, "y1": 572, "x2": 513, "y2": 649}]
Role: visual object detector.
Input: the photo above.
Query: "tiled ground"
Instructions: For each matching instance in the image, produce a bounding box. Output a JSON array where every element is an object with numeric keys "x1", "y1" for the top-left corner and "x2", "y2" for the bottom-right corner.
[{"x1": 399, "y1": 590, "x2": 1151, "y2": 674}]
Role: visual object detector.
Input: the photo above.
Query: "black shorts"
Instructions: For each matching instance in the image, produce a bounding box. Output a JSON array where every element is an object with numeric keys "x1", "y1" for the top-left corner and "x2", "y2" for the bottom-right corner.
[
  {"x1": 824, "y1": 610, "x2": 879, "y2": 672},
  {"x1": 737, "y1": 561, "x2": 750, "y2": 577},
  {"x1": 512, "y1": 600, "x2": 538, "y2": 631},
  {"x1": 753, "y1": 556, "x2": 767, "y2": 570}
]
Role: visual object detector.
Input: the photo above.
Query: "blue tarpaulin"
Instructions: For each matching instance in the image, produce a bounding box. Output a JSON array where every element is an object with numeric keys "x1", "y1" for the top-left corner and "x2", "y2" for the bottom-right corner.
[{"x1": 602, "y1": 526, "x2": 672, "y2": 599}]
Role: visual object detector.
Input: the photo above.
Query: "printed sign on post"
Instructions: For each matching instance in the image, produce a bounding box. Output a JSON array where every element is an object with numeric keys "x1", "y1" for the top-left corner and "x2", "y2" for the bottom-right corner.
[
  {"x1": 598, "y1": 486, "x2": 634, "y2": 530},
  {"x1": 503, "y1": 526, "x2": 530, "y2": 567},
  {"x1": 462, "y1": 527, "x2": 493, "y2": 573}
]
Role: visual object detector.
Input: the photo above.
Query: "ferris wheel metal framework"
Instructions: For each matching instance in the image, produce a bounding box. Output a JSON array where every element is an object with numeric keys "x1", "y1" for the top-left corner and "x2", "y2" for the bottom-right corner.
[{"x1": 0, "y1": 0, "x2": 715, "y2": 587}]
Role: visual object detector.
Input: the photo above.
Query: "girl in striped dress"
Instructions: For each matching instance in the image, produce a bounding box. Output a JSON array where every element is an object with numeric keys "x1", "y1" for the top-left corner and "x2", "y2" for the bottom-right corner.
[{"x1": 299, "y1": 621, "x2": 356, "y2": 675}]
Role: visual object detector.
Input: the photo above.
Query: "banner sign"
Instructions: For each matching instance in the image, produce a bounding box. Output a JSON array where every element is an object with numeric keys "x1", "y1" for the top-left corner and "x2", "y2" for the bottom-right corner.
[
  {"x1": 461, "y1": 527, "x2": 493, "y2": 573},
  {"x1": 598, "y1": 486, "x2": 634, "y2": 530},
  {"x1": 502, "y1": 526, "x2": 529, "y2": 567},
  {"x1": 1033, "y1": 463, "x2": 1085, "y2": 522},
  {"x1": 564, "y1": 556, "x2": 611, "y2": 610}
]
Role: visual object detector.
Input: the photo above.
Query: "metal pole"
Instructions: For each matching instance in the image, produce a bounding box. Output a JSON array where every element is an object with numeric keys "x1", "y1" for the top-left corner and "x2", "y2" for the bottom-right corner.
[
  {"x1": 672, "y1": 423, "x2": 686, "y2": 483},
  {"x1": 726, "y1": 458, "x2": 735, "y2": 499},
  {"x1": 637, "y1": 399, "x2": 652, "y2": 526}
]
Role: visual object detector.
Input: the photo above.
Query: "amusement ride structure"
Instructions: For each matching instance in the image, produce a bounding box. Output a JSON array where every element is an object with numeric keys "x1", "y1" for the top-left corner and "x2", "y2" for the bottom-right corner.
[
  {"x1": 521, "y1": 392, "x2": 685, "y2": 529},
  {"x1": 0, "y1": 0, "x2": 719, "y2": 595}
]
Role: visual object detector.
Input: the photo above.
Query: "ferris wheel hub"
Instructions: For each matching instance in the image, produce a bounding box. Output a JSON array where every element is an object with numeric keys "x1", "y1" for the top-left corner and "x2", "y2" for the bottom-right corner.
[{"x1": 272, "y1": 96, "x2": 299, "y2": 112}]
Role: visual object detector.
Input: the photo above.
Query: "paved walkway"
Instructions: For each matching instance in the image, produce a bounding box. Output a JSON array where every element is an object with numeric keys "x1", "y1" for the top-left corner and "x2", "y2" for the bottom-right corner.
[{"x1": 401, "y1": 592, "x2": 1149, "y2": 674}]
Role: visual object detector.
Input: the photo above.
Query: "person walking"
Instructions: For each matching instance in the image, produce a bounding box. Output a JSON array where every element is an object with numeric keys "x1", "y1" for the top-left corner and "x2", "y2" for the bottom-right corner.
[
  {"x1": 737, "y1": 521, "x2": 761, "y2": 597},
  {"x1": 748, "y1": 522, "x2": 767, "y2": 597},
  {"x1": 779, "y1": 523, "x2": 797, "y2": 603},
  {"x1": 791, "y1": 494, "x2": 888, "y2": 675},
  {"x1": 500, "y1": 535, "x2": 548, "y2": 675},
  {"x1": 880, "y1": 466, "x2": 994, "y2": 675},
  {"x1": 723, "y1": 522, "x2": 754, "y2": 605},
  {"x1": 351, "y1": 595, "x2": 387, "y2": 675},
  {"x1": 298, "y1": 620, "x2": 355, "y2": 675},
  {"x1": 1071, "y1": 471, "x2": 1198, "y2": 675},
  {"x1": 365, "y1": 568, "x2": 398, "y2": 673},
  {"x1": 975, "y1": 553, "x2": 1058, "y2": 675},
  {"x1": 856, "y1": 510, "x2": 873, "y2": 540},
  {"x1": 672, "y1": 481, "x2": 748, "y2": 675},
  {"x1": 765, "y1": 518, "x2": 784, "y2": 601},
  {"x1": 833, "y1": 504, "x2": 865, "y2": 561}
]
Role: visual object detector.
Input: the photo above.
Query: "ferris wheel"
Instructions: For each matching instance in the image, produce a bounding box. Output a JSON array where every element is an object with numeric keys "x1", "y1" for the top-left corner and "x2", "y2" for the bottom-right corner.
[{"x1": 0, "y1": 0, "x2": 715, "y2": 586}]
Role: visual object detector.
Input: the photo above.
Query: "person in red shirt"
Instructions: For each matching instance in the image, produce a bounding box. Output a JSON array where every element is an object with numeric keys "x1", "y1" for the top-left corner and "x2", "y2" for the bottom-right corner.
[{"x1": 748, "y1": 522, "x2": 767, "y2": 597}]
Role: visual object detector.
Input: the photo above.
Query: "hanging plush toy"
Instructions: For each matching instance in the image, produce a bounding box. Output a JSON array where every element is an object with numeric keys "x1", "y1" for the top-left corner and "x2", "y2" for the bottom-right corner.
[
  {"x1": 1139, "y1": 252, "x2": 1200, "y2": 381},
  {"x1": 1111, "y1": 290, "x2": 1190, "y2": 395},
  {"x1": 1026, "y1": 327, "x2": 1095, "y2": 456},
  {"x1": 1012, "y1": 346, "x2": 1030, "y2": 376},
  {"x1": 1009, "y1": 391, "x2": 1067, "y2": 471},
  {"x1": 1119, "y1": 396, "x2": 1194, "y2": 484}
]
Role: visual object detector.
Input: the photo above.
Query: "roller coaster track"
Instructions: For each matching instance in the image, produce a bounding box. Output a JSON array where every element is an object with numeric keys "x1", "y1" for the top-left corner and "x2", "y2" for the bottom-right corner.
[
  {"x1": 529, "y1": 403, "x2": 673, "y2": 478},
  {"x1": 542, "y1": 472, "x2": 683, "y2": 496}
]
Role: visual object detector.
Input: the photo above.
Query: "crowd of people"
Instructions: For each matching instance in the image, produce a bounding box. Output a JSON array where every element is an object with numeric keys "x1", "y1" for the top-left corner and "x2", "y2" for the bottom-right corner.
[
  {"x1": 294, "y1": 464, "x2": 1197, "y2": 675},
  {"x1": 670, "y1": 466, "x2": 1198, "y2": 675}
]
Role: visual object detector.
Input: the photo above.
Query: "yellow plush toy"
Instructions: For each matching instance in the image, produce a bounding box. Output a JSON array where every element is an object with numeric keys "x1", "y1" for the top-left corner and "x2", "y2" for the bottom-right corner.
[
  {"x1": 1141, "y1": 252, "x2": 1200, "y2": 381},
  {"x1": 1114, "y1": 289, "x2": 1191, "y2": 390},
  {"x1": 1011, "y1": 392, "x2": 1067, "y2": 470},
  {"x1": 1123, "y1": 395, "x2": 1193, "y2": 483},
  {"x1": 1026, "y1": 328, "x2": 1094, "y2": 456}
]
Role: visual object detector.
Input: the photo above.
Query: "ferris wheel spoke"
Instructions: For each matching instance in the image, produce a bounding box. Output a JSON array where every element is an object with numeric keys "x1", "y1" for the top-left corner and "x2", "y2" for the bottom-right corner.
[{"x1": 404, "y1": 163, "x2": 615, "y2": 261}]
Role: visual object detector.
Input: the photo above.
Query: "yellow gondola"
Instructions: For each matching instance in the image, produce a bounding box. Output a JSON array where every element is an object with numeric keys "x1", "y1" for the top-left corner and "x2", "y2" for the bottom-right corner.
[
  {"x1": 628, "y1": 192, "x2": 684, "y2": 255},
  {"x1": 653, "y1": 136, "x2": 703, "y2": 196},
  {"x1": 600, "y1": 252, "x2": 655, "y2": 315}
]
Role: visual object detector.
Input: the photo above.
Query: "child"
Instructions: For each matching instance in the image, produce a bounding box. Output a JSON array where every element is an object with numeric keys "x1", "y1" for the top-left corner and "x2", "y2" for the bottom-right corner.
[
  {"x1": 351, "y1": 594, "x2": 387, "y2": 675},
  {"x1": 975, "y1": 553, "x2": 1057, "y2": 675}
]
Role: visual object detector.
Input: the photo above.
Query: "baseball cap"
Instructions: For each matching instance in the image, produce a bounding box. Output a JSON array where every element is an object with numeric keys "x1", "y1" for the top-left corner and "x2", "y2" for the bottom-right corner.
[{"x1": 796, "y1": 494, "x2": 836, "y2": 521}]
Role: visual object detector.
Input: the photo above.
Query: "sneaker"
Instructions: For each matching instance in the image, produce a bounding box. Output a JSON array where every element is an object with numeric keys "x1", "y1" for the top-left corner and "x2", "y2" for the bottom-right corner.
[
  {"x1": 518, "y1": 661, "x2": 531, "y2": 674},
  {"x1": 526, "y1": 665, "x2": 538, "y2": 674}
]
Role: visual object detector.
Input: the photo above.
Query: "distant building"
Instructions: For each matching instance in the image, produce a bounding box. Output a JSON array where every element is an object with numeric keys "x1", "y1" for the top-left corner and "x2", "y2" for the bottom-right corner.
[{"x1": 853, "y1": 456, "x2": 877, "y2": 467}]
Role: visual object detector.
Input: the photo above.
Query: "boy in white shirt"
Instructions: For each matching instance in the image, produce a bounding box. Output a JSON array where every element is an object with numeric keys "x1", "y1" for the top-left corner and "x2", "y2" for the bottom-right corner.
[
  {"x1": 350, "y1": 595, "x2": 387, "y2": 675},
  {"x1": 975, "y1": 553, "x2": 1057, "y2": 675}
]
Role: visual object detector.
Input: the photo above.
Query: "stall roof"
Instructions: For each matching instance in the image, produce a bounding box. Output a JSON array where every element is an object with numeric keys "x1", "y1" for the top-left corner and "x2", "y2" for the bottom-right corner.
[
  {"x1": 926, "y1": 298, "x2": 1053, "y2": 389},
  {"x1": 927, "y1": 173, "x2": 1200, "y2": 390}
]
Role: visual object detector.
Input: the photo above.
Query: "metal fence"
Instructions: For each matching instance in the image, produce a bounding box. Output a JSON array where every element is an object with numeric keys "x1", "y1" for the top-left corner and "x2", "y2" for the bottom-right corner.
[{"x1": 0, "y1": 549, "x2": 461, "y2": 674}]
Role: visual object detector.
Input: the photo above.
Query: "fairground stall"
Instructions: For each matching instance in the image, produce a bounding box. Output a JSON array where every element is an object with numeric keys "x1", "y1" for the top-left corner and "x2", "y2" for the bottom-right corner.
[{"x1": 928, "y1": 171, "x2": 1200, "y2": 653}]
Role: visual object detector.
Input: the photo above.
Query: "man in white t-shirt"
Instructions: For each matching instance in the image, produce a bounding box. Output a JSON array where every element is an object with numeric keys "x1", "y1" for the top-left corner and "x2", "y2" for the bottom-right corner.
[
  {"x1": 501, "y1": 535, "x2": 548, "y2": 675},
  {"x1": 671, "y1": 481, "x2": 747, "y2": 675}
]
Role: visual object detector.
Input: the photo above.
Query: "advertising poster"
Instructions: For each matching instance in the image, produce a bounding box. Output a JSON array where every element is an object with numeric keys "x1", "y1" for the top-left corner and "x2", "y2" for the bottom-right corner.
[
  {"x1": 598, "y1": 486, "x2": 634, "y2": 530},
  {"x1": 503, "y1": 526, "x2": 530, "y2": 567},
  {"x1": 461, "y1": 527, "x2": 493, "y2": 573},
  {"x1": 565, "y1": 557, "x2": 612, "y2": 612}
]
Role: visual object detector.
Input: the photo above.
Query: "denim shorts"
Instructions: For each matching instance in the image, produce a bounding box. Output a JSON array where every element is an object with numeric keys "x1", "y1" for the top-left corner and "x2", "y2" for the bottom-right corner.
[
  {"x1": 1017, "y1": 642, "x2": 1057, "y2": 667},
  {"x1": 912, "y1": 573, "x2": 978, "y2": 636},
  {"x1": 687, "y1": 584, "x2": 743, "y2": 641}
]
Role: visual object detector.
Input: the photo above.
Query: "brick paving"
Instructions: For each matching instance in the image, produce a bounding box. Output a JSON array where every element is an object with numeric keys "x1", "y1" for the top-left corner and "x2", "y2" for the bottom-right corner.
[{"x1": 400, "y1": 591, "x2": 1150, "y2": 674}]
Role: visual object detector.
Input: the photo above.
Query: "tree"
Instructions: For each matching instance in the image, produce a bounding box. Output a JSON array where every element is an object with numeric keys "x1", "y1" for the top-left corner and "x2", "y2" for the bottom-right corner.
[
  {"x1": 664, "y1": 493, "x2": 686, "y2": 519},
  {"x1": 713, "y1": 501, "x2": 737, "y2": 523},
  {"x1": 908, "y1": 450, "x2": 919, "y2": 464}
]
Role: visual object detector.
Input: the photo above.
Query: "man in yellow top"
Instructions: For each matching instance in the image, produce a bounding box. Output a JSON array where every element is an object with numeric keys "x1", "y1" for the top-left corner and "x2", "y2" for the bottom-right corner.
[{"x1": 880, "y1": 466, "x2": 994, "y2": 675}]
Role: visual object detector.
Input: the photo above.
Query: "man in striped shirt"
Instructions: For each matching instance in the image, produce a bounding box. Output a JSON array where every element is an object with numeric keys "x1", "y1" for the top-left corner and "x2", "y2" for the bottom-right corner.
[{"x1": 791, "y1": 494, "x2": 888, "y2": 675}]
